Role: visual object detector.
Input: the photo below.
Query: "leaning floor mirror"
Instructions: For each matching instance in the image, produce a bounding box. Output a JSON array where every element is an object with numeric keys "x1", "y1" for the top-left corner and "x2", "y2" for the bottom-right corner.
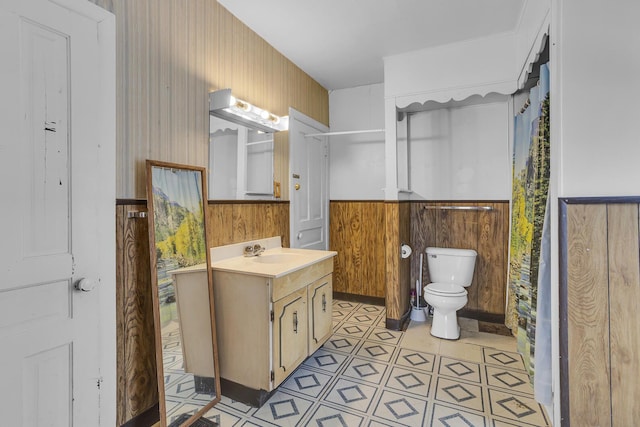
[{"x1": 146, "y1": 160, "x2": 220, "y2": 427}]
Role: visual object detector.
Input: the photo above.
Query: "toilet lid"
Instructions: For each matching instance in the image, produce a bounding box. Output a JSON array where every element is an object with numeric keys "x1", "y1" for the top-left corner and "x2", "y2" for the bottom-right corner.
[{"x1": 425, "y1": 283, "x2": 467, "y2": 296}]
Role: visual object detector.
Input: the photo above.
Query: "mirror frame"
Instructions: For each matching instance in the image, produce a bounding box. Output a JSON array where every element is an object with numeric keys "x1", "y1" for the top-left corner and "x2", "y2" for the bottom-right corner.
[{"x1": 146, "y1": 160, "x2": 221, "y2": 426}]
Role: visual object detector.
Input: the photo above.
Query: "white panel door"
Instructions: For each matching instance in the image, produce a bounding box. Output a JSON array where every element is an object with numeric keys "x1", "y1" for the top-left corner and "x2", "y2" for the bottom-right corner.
[
  {"x1": 0, "y1": 0, "x2": 115, "y2": 426},
  {"x1": 289, "y1": 109, "x2": 329, "y2": 250}
]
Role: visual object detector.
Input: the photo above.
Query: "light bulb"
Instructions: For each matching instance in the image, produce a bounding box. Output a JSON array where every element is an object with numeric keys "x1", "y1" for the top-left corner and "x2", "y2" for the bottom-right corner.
[{"x1": 239, "y1": 100, "x2": 251, "y2": 112}]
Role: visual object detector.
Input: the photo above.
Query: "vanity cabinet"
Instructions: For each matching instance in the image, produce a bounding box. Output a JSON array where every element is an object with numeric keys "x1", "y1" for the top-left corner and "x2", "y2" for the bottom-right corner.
[
  {"x1": 212, "y1": 252, "x2": 335, "y2": 406},
  {"x1": 308, "y1": 274, "x2": 333, "y2": 354},
  {"x1": 272, "y1": 286, "x2": 308, "y2": 386},
  {"x1": 170, "y1": 265, "x2": 216, "y2": 378}
]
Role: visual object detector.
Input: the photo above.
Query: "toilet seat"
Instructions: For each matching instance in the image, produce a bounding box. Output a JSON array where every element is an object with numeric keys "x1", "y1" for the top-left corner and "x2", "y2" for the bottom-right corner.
[{"x1": 425, "y1": 283, "x2": 466, "y2": 296}]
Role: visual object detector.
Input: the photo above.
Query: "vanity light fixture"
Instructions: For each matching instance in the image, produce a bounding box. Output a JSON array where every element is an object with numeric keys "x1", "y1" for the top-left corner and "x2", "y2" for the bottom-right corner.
[{"x1": 209, "y1": 88, "x2": 288, "y2": 133}]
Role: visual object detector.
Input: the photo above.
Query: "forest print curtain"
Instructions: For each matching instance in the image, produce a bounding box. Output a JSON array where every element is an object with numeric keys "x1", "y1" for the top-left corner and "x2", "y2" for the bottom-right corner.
[{"x1": 506, "y1": 63, "x2": 550, "y2": 379}]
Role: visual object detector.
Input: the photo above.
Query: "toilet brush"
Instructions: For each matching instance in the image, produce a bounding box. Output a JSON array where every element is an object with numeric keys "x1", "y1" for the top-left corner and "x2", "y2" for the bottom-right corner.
[
  {"x1": 419, "y1": 253, "x2": 423, "y2": 306},
  {"x1": 410, "y1": 279, "x2": 427, "y2": 321},
  {"x1": 410, "y1": 253, "x2": 428, "y2": 321}
]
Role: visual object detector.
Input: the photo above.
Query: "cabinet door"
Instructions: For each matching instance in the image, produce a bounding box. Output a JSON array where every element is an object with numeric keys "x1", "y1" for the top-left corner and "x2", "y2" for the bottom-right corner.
[
  {"x1": 272, "y1": 287, "x2": 308, "y2": 387},
  {"x1": 308, "y1": 274, "x2": 333, "y2": 354}
]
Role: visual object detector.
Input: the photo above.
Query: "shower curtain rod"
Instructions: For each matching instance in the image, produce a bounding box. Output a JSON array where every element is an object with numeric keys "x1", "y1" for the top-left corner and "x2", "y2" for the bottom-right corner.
[{"x1": 304, "y1": 129, "x2": 385, "y2": 138}]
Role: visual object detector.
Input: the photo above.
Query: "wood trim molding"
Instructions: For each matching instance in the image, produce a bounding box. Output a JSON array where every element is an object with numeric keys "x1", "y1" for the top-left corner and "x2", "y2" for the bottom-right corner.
[
  {"x1": 332, "y1": 292, "x2": 384, "y2": 307},
  {"x1": 116, "y1": 198, "x2": 147, "y2": 206},
  {"x1": 208, "y1": 200, "x2": 290, "y2": 205},
  {"x1": 560, "y1": 196, "x2": 640, "y2": 204},
  {"x1": 558, "y1": 198, "x2": 570, "y2": 426}
]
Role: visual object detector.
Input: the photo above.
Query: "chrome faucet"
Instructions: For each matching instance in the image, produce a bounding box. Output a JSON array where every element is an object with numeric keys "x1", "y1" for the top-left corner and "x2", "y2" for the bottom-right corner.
[{"x1": 243, "y1": 243, "x2": 265, "y2": 257}]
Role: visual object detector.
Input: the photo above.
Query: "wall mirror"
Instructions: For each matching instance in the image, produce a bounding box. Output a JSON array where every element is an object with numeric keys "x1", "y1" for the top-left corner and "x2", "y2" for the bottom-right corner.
[
  {"x1": 146, "y1": 160, "x2": 220, "y2": 427},
  {"x1": 208, "y1": 115, "x2": 275, "y2": 200}
]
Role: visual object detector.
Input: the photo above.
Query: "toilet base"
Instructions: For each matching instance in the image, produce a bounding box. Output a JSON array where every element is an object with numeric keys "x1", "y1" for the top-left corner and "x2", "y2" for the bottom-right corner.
[{"x1": 430, "y1": 310, "x2": 461, "y2": 340}]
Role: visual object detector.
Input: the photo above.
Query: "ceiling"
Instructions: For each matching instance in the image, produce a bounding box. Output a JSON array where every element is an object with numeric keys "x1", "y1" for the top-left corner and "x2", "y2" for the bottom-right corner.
[{"x1": 218, "y1": 0, "x2": 527, "y2": 91}]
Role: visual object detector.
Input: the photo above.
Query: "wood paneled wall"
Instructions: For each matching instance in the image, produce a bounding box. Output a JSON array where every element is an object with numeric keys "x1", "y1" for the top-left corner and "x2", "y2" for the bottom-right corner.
[
  {"x1": 329, "y1": 201, "x2": 509, "y2": 321},
  {"x1": 562, "y1": 200, "x2": 640, "y2": 426},
  {"x1": 90, "y1": 0, "x2": 329, "y2": 199},
  {"x1": 329, "y1": 202, "x2": 386, "y2": 298},
  {"x1": 115, "y1": 204, "x2": 158, "y2": 426},
  {"x1": 116, "y1": 200, "x2": 289, "y2": 425},
  {"x1": 411, "y1": 201, "x2": 509, "y2": 316},
  {"x1": 330, "y1": 200, "x2": 509, "y2": 326},
  {"x1": 206, "y1": 201, "x2": 290, "y2": 248},
  {"x1": 385, "y1": 202, "x2": 412, "y2": 324}
]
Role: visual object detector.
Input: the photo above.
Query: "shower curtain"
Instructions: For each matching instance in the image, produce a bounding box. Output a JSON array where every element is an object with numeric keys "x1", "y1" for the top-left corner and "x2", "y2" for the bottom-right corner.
[{"x1": 506, "y1": 63, "x2": 550, "y2": 387}]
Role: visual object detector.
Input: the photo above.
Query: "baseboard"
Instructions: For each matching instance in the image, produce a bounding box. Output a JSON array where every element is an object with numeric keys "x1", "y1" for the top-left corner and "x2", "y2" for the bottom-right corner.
[
  {"x1": 386, "y1": 305, "x2": 412, "y2": 331},
  {"x1": 120, "y1": 402, "x2": 159, "y2": 427},
  {"x1": 457, "y1": 308, "x2": 505, "y2": 324},
  {"x1": 220, "y1": 377, "x2": 274, "y2": 408},
  {"x1": 332, "y1": 291, "x2": 384, "y2": 307}
]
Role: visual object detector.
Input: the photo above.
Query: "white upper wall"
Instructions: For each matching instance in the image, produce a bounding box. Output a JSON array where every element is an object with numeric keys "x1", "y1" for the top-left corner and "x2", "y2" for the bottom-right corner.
[
  {"x1": 384, "y1": 0, "x2": 551, "y2": 104},
  {"x1": 384, "y1": 33, "x2": 518, "y2": 105},
  {"x1": 408, "y1": 102, "x2": 511, "y2": 200},
  {"x1": 379, "y1": 0, "x2": 551, "y2": 201},
  {"x1": 329, "y1": 0, "x2": 553, "y2": 202},
  {"x1": 329, "y1": 84, "x2": 386, "y2": 200},
  {"x1": 556, "y1": 0, "x2": 640, "y2": 196},
  {"x1": 329, "y1": 85, "x2": 512, "y2": 200}
]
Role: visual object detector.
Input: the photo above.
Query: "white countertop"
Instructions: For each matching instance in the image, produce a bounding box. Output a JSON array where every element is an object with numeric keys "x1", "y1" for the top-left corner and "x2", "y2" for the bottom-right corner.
[
  {"x1": 169, "y1": 263, "x2": 207, "y2": 275},
  {"x1": 211, "y1": 247, "x2": 336, "y2": 278}
]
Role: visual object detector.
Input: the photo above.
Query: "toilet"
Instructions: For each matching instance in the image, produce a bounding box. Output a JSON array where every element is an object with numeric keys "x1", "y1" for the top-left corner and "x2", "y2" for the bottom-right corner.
[{"x1": 423, "y1": 247, "x2": 477, "y2": 340}]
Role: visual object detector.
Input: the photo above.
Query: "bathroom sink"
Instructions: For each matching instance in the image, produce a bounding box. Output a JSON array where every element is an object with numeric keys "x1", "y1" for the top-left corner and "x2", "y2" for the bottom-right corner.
[
  {"x1": 211, "y1": 239, "x2": 337, "y2": 280},
  {"x1": 252, "y1": 253, "x2": 301, "y2": 264}
]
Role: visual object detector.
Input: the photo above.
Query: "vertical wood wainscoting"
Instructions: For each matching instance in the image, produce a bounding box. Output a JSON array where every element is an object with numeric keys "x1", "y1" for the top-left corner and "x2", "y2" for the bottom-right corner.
[
  {"x1": 115, "y1": 202, "x2": 158, "y2": 426},
  {"x1": 329, "y1": 202, "x2": 386, "y2": 299},
  {"x1": 116, "y1": 201, "x2": 290, "y2": 425},
  {"x1": 329, "y1": 201, "x2": 412, "y2": 328},
  {"x1": 561, "y1": 199, "x2": 640, "y2": 426},
  {"x1": 331, "y1": 201, "x2": 511, "y2": 328},
  {"x1": 411, "y1": 201, "x2": 509, "y2": 319},
  {"x1": 386, "y1": 202, "x2": 412, "y2": 327},
  {"x1": 206, "y1": 201, "x2": 290, "y2": 248}
]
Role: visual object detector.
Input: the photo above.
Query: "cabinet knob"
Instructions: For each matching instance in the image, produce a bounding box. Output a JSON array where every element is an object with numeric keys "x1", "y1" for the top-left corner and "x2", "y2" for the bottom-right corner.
[{"x1": 322, "y1": 294, "x2": 327, "y2": 312}]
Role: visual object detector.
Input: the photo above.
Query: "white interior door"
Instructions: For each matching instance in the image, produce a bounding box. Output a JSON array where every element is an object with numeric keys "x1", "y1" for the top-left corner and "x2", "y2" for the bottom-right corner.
[
  {"x1": 0, "y1": 0, "x2": 115, "y2": 425},
  {"x1": 289, "y1": 109, "x2": 329, "y2": 250}
]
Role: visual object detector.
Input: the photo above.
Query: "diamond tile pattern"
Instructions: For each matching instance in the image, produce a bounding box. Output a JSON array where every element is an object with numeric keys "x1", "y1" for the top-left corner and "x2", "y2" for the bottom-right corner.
[{"x1": 193, "y1": 299, "x2": 550, "y2": 426}]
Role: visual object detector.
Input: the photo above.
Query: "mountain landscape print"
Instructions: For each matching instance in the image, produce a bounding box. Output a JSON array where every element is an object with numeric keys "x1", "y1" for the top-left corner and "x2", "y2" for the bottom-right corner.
[{"x1": 151, "y1": 166, "x2": 206, "y2": 267}]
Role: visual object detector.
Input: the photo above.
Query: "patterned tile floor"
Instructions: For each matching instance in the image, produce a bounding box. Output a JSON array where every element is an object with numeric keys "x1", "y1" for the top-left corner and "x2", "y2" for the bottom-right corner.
[{"x1": 193, "y1": 300, "x2": 551, "y2": 426}]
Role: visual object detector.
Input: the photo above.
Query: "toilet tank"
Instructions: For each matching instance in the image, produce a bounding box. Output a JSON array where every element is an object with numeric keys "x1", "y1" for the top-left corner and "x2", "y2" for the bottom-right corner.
[{"x1": 425, "y1": 247, "x2": 477, "y2": 287}]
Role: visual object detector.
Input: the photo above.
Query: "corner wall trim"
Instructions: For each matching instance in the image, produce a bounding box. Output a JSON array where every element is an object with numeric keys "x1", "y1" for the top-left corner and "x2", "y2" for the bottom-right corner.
[{"x1": 558, "y1": 197, "x2": 570, "y2": 426}]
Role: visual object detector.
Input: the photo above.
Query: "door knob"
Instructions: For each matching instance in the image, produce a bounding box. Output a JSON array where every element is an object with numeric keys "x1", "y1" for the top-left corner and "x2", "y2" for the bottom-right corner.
[
  {"x1": 294, "y1": 183, "x2": 301, "y2": 190},
  {"x1": 74, "y1": 278, "x2": 97, "y2": 292}
]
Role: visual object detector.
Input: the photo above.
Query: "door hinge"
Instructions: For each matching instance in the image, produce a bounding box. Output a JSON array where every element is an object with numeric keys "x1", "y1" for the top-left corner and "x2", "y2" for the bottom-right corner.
[
  {"x1": 270, "y1": 371, "x2": 274, "y2": 382},
  {"x1": 270, "y1": 310, "x2": 274, "y2": 322}
]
